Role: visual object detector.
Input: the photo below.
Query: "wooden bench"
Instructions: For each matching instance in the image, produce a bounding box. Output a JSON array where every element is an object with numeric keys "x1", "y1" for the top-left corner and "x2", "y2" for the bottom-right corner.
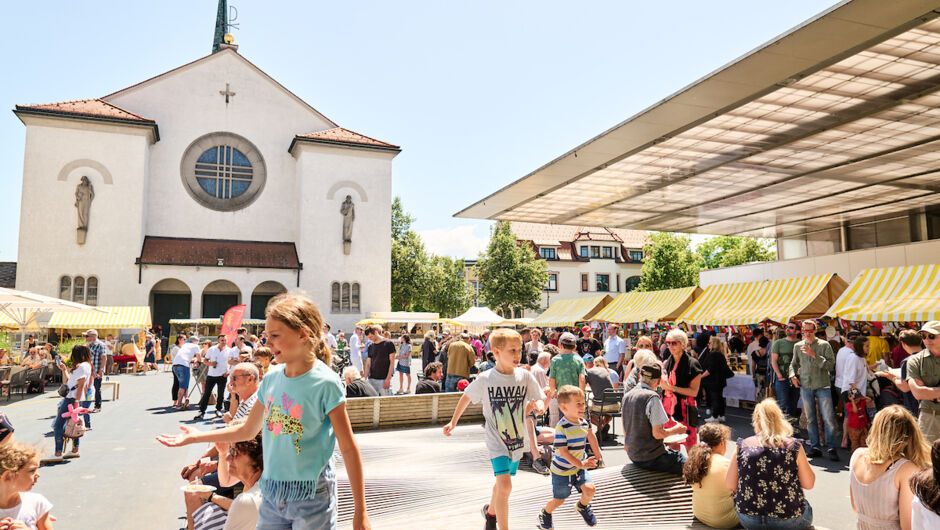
[
  {"x1": 100, "y1": 381, "x2": 120, "y2": 400},
  {"x1": 346, "y1": 392, "x2": 484, "y2": 431}
]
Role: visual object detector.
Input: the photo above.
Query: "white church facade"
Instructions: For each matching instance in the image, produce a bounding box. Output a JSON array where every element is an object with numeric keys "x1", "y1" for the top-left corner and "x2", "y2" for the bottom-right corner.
[{"x1": 14, "y1": 45, "x2": 397, "y2": 333}]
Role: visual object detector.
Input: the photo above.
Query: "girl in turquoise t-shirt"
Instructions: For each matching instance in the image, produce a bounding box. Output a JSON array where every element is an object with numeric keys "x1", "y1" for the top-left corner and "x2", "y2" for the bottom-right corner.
[{"x1": 158, "y1": 294, "x2": 370, "y2": 530}]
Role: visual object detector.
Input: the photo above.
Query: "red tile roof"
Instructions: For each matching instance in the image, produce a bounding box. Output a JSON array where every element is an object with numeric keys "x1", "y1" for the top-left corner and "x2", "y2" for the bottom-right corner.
[
  {"x1": 138, "y1": 237, "x2": 300, "y2": 269},
  {"x1": 510, "y1": 222, "x2": 648, "y2": 249},
  {"x1": 294, "y1": 127, "x2": 399, "y2": 150},
  {"x1": 15, "y1": 99, "x2": 154, "y2": 123}
]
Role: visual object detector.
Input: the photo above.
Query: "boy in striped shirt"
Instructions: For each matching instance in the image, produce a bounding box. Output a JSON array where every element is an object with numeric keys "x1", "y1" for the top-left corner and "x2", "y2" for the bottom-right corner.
[{"x1": 538, "y1": 385, "x2": 600, "y2": 529}]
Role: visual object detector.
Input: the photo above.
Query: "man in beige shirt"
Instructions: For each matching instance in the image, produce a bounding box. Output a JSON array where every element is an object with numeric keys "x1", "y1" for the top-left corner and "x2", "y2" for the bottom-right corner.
[{"x1": 445, "y1": 333, "x2": 476, "y2": 392}]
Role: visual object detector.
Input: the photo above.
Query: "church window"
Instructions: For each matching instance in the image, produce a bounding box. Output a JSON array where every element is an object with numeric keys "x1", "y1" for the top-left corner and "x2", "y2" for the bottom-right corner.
[
  {"x1": 341, "y1": 283, "x2": 350, "y2": 312},
  {"x1": 351, "y1": 283, "x2": 360, "y2": 312},
  {"x1": 59, "y1": 276, "x2": 71, "y2": 300},
  {"x1": 73, "y1": 276, "x2": 85, "y2": 303},
  {"x1": 86, "y1": 277, "x2": 98, "y2": 306},
  {"x1": 331, "y1": 282, "x2": 340, "y2": 313},
  {"x1": 181, "y1": 132, "x2": 266, "y2": 211}
]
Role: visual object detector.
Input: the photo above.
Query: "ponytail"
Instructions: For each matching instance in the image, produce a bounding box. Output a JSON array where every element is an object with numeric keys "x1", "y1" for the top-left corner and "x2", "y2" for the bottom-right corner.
[
  {"x1": 682, "y1": 422, "x2": 730, "y2": 487},
  {"x1": 312, "y1": 335, "x2": 331, "y2": 367}
]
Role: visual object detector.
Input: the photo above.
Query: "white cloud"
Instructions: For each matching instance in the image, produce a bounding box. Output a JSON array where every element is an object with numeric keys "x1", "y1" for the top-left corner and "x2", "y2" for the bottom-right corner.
[{"x1": 418, "y1": 225, "x2": 489, "y2": 260}]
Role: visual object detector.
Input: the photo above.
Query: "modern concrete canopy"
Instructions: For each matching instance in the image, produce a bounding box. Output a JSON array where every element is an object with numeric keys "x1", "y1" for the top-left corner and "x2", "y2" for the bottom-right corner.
[{"x1": 456, "y1": 0, "x2": 940, "y2": 241}]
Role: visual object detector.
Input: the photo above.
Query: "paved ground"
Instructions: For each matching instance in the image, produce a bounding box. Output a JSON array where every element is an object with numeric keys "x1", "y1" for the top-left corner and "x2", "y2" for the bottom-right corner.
[{"x1": 3, "y1": 368, "x2": 856, "y2": 529}]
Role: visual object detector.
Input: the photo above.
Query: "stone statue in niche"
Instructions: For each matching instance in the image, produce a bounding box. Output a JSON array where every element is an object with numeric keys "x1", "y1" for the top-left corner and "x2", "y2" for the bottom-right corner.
[
  {"x1": 340, "y1": 195, "x2": 355, "y2": 255},
  {"x1": 75, "y1": 176, "x2": 95, "y2": 244}
]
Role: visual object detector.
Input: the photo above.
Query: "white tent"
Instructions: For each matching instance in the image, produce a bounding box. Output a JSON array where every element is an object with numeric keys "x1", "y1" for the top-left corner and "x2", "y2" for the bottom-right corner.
[
  {"x1": 453, "y1": 307, "x2": 510, "y2": 333},
  {"x1": 0, "y1": 287, "x2": 103, "y2": 351}
]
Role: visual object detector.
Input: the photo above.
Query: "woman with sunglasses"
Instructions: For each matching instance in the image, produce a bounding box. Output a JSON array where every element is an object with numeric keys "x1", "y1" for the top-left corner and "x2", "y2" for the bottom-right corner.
[
  {"x1": 906, "y1": 321, "x2": 940, "y2": 444},
  {"x1": 185, "y1": 428, "x2": 264, "y2": 530},
  {"x1": 661, "y1": 329, "x2": 703, "y2": 448}
]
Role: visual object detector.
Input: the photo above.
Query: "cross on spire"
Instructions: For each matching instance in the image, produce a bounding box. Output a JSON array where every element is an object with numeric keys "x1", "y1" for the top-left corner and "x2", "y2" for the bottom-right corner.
[{"x1": 219, "y1": 83, "x2": 236, "y2": 104}]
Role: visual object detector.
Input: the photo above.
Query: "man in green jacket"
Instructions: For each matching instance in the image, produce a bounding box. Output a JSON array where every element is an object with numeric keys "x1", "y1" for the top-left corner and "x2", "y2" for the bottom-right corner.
[{"x1": 789, "y1": 320, "x2": 838, "y2": 461}]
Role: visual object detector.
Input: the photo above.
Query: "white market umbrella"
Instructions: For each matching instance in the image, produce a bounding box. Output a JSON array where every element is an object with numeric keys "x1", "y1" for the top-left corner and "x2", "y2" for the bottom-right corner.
[
  {"x1": 0, "y1": 287, "x2": 104, "y2": 351},
  {"x1": 453, "y1": 307, "x2": 512, "y2": 333}
]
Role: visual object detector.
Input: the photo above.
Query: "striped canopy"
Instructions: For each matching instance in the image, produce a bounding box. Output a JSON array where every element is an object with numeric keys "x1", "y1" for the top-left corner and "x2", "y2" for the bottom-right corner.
[
  {"x1": 825, "y1": 264, "x2": 940, "y2": 323},
  {"x1": 593, "y1": 287, "x2": 702, "y2": 324},
  {"x1": 0, "y1": 312, "x2": 19, "y2": 329},
  {"x1": 677, "y1": 274, "x2": 847, "y2": 327},
  {"x1": 530, "y1": 295, "x2": 613, "y2": 328},
  {"x1": 170, "y1": 318, "x2": 265, "y2": 326},
  {"x1": 47, "y1": 306, "x2": 152, "y2": 330}
]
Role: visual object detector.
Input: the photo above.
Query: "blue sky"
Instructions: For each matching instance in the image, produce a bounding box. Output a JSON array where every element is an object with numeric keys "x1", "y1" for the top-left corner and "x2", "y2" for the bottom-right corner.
[{"x1": 0, "y1": 0, "x2": 840, "y2": 261}]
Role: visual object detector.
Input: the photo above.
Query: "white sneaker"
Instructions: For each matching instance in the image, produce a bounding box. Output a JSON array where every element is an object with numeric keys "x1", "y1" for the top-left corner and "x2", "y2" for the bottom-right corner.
[
  {"x1": 718, "y1": 416, "x2": 726, "y2": 422},
  {"x1": 704, "y1": 416, "x2": 719, "y2": 423}
]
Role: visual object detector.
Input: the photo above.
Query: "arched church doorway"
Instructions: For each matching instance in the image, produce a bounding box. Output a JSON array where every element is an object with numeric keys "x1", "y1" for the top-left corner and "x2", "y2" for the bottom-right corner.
[
  {"x1": 251, "y1": 281, "x2": 287, "y2": 320},
  {"x1": 202, "y1": 280, "x2": 241, "y2": 319},
  {"x1": 150, "y1": 278, "x2": 192, "y2": 334}
]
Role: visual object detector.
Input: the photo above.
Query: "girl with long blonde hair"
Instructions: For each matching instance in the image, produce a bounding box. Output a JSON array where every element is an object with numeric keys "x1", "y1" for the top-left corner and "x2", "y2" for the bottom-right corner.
[
  {"x1": 159, "y1": 293, "x2": 370, "y2": 529},
  {"x1": 850, "y1": 405, "x2": 929, "y2": 530}
]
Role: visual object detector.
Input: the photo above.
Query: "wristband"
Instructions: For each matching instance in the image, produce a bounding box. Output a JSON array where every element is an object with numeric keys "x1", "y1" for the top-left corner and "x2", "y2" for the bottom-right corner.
[{"x1": 208, "y1": 492, "x2": 214, "y2": 503}]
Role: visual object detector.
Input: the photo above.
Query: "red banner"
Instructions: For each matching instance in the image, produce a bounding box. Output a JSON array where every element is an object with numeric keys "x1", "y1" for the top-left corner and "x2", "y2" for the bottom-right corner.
[{"x1": 220, "y1": 305, "x2": 247, "y2": 347}]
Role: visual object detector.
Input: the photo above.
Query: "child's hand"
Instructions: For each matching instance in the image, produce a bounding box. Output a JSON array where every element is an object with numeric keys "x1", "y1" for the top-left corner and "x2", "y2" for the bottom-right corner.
[
  {"x1": 157, "y1": 425, "x2": 198, "y2": 447},
  {"x1": 582, "y1": 456, "x2": 598, "y2": 469},
  {"x1": 442, "y1": 422, "x2": 455, "y2": 436},
  {"x1": 353, "y1": 511, "x2": 371, "y2": 530},
  {"x1": 532, "y1": 399, "x2": 546, "y2": 415}
]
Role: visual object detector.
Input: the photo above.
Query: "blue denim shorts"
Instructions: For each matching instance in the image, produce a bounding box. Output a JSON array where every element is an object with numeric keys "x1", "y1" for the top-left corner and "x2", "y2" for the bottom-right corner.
[
  {"x1": 257, "y1": 462, "x2": 337, "y2": 529},
  {"x1": 172, "y1": 365, "x2": 190, "y2": 391},
  {"x1": 551, "y1": 469, "x2": 591, "y2": 499},
  {"x1": 490, "y1": 456, "x2": 521, "y2": 476}
]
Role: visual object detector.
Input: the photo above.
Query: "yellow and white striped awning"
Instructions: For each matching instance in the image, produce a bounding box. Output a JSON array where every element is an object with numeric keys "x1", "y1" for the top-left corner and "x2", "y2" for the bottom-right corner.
[
  {"x1": 47, "y1": 306, "x2": 152, "y2": 330},
  {"x1": 530, "y1": 295, "x2": 613, "y2": 328},
  {"x1": 0, "y1": 312, "x2": 19, "y2": 329},
  {"x1": 594, "y1": 287, "x2": 702, "y2": 324},
  {"x1": 170, "y1": 318, "x2": 266, "y2": 326},
  {"x1": 677, "y1": 274, "x2": 847, "y2": 327},
  {"x1": 825, "y1": 264, "x2": 940, "y2": 322}
]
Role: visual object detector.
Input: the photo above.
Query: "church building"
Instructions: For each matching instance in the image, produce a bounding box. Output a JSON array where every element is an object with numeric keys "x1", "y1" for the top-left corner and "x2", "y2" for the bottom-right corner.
[{"x1": 13, "y1": 10, "x2": 397, "y2": 333}]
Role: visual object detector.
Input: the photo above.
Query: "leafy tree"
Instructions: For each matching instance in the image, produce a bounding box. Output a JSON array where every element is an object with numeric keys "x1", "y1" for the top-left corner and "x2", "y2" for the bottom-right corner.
[
  {"x1": 423, "y1": 256, "x2": 473, "y2": 317},
  {"x1": 475, "y1": 222, "x2": 548, "y2": 316},
  {"x1": 697, "y1": 235, "x2": 776, "y2": 269},
  {"x1": 391, "y1": 196, "x2": 414, "y2": 242},
  {"x1": 637, "y1": 232, "x2": 699, "y2": 291},
  {"x1": 390, "y1": 198, "x2": 428, "y2": 311}
]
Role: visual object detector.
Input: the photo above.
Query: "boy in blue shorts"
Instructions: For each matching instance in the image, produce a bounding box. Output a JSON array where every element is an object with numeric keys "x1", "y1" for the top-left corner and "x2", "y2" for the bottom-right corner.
[
  {"x1": 538, "y1": 385, "x2": 600, "y2": 529},
  {"x1": 444, "y1": 328, "x2": 546, "y2": 530}
]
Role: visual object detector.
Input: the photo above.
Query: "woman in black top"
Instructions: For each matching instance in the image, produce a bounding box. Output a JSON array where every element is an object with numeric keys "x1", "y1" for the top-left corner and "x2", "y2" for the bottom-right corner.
[
  {"x1": 700, "y1": 336, "x2": 731, "y2": 422},
  {"x1": 663, "y1": 329, "x2": 704, "y2": 448},
  {"x1": 420, "y1": 330, "x2": 438, "y2": 372}
]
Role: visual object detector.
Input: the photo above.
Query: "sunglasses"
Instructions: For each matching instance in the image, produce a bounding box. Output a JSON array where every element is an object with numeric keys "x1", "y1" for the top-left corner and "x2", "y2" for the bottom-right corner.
[
  {"x1": 924, "y1": 333, "x2": 937, "y2": 340},
  {"x1": 227, "y1": 447, "x2": 239, "y2": 457},
  {"x1": 664, "y1": 340, "x2": 680, "y2": 346},
  {"x1": 786, "y1": 325, "x2": 798, "y2": 330}
]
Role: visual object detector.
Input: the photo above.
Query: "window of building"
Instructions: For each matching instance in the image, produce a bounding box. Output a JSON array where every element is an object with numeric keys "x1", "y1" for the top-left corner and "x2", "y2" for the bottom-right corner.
[
  {"x1": 181, "y1": 132, "x2": 267, "y2": 211},
  {"x1": 72, "y1": 276, "x2": 85, "y2": 303},
  {"x1": 628, "y1": 250, "x2": 644, "y2": 261},
  {"x1": 331, "y1": 282, "x2": 340, "y2": 312},
  {"x1": 928, "y1": 210, "x2": 940, "y2": 240},
  {"x1": 590, "y1": 246, "x2": 600, "y2": 258},
  {"x1": 59, "y1": 276, "x2": 71, "y2": 300},
  {"x1": 86, "y1": 277, "x2": 98, "y2": 306},
  {"x1": 602, "y1": 246, "x2": 612, "y2": 258},
  {"x1": 341, "y1": 283, "x2": 351, "y2": 312},
  {"x1": 848, "y1": 216, "x2": 911, "y2": 250},
  {"x1": 580, "y1": 246, "x2": 588, "y2": 258},
  {"x1": 539, "y1": 247, "x2": 557, "y2": 260},
  {"x1": 625, "y1": 275, "x2": 641, "y2": 292},
  {"x1": 331, "y1": 281, "x2": 360, "y2": 313},
  {"x1": 545, "y1": 273, "x2": 558, "y2": 292},
  {"x1": 580, "y1": 273, "x2": 588, "y2": 291},
  {"x1": 596, "y1": 274, "x2": 610, "y2": 292},
  {"x1": 616, "y1": 273, "x2": 621, "y2": 292}
]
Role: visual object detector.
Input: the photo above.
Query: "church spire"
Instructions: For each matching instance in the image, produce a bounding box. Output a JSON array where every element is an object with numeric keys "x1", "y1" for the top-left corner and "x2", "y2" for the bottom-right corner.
[{"x1": 212, "y1": 0, "x2": 228, "y2": 53}]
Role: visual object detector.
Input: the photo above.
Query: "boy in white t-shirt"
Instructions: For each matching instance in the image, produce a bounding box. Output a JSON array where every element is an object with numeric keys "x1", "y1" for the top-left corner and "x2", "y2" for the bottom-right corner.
[{"x1": 444, "y1": 329, "x2": 545, "y2": 530}]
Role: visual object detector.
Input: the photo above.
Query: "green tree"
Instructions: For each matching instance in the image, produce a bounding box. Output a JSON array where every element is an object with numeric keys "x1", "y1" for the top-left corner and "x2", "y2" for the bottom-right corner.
[
  {"x1": 475, "y1": 221, "x2": 548, "y2": 316},
  {"x1": 637, "y1": 232, "x2": 699, "y2": 291},
  {"x1": 390, "y1": 197, "x2": 429, "y2": 311},
  {"x1": 697, "y1": 235, "x2": 776, "y2": 269},
  {"x1": 424, "y1": 255, "x2": 473, "y2": 317}
]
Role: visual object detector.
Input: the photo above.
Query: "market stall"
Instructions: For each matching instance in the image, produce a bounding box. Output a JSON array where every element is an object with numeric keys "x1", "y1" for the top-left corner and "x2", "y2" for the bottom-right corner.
[
  {"x1": 452, "y1": 307, "x2": 511, "y2": 333},
  {"x1": 593, "y1": 286, "x2": 701, "y2": 325},
  {"x1": 529, "y1": 295, "x2": 613, "y2": 328},
  {"x1": 169, "y1": 317, "x2": 265, "y2": 340},
  {"x1": 824, "y1": 263, "x2": 940, "y2": 323}
]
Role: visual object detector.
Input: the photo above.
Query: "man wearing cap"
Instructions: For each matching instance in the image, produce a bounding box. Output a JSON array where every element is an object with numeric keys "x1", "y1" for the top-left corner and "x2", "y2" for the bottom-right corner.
[
  {"x1": 548, "y1": 332, "x2": 586, "y2": 425},
  {"x1": 622, "y1": 364, "x2": 687, "y2": 474},
  {"x1": 603, "y1": 324, "x2": 627, "y2": 373},
  {"x1": 906, "y1": 321, "x2": 940, "y2": 442},
  {"x1": 84, "y1": 329, "x2": 106, "y2": 413},
  {"x1": 577, "y1": 326, "x2": 602, "y2": 359}
]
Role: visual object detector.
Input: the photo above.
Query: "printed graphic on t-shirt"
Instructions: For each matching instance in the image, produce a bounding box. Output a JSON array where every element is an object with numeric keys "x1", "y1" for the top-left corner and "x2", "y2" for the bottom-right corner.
[
  {"x1": 264, "y1": 393, "x2": 304, "y2": 454},
  {"x1": 489, "y1": 385, "x2": 528, "y2": 452}
]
